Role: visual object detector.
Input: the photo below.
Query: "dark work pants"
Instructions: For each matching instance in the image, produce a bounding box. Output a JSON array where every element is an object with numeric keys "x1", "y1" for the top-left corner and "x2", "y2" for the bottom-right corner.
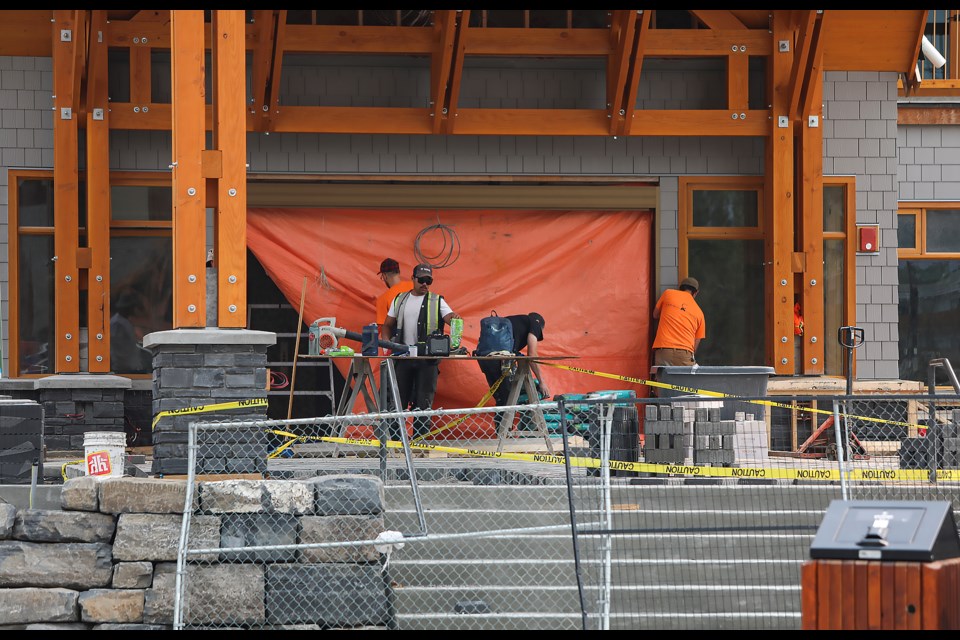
[{"x1": 392, "y1": 358, "x2": 440, "y2": 439}]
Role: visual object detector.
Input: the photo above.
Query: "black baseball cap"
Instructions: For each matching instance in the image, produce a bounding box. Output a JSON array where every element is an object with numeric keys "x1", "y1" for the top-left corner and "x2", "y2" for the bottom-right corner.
[
  {"x1": 377, "y1": 258, "x2": 400, "y2": 275},
  {"x1": 529, "y1": 312, "x2": 545, "y2": 341},
  {"x1": 413, "y1": 263, "x2": 433, "y2": 279}
]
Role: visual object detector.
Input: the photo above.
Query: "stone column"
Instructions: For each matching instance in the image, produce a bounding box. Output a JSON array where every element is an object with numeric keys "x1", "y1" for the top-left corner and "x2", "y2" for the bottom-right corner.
[
  {"x1": 35, "y1": 374, "x2": 131, "y2": 453},
  {"x1": 143, "y1": 329, "x2": 276, "y2": 477}
]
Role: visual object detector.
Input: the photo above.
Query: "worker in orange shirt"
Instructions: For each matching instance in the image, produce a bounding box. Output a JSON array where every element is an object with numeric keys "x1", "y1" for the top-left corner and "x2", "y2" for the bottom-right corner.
[
  {"x1": 375, "y1": 258, "x2": 413, "y2": 330},
  {"x1": 652, "y1": 277, "x2": 705, "y2": 366}
]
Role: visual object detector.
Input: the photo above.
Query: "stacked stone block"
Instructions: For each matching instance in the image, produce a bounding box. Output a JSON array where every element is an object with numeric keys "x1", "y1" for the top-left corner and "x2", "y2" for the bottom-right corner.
[
  {"x1": 0, "y1": 474, "x2": 391, "y2": 629},
  {"x1": 147, "y1": 331, "x2": 273, "y2": 477},
  {"x1": 643, "y1": 404, "x2": 685, "y2": 464},
  {"x1": 0, "y1": 400, "x2": 43, "y2": 484},
  {"x1": 40, "y1": 387, "x2": 126, "y2": 452},
  {"x1": 733, "y1": 411, "x2": 768, "y2": 463},
  {"x1": 692, "y1": 408, "x2": 735, "y2": 466}
]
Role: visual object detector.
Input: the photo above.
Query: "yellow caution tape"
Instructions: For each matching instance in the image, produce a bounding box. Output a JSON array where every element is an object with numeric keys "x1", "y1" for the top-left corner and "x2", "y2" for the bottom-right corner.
[
  {"x1": 61, "y1": 458, "x2": 85, "y2": 482},
  {"x1": 151, "y1": 398, "x2": 268, "y2": 431},
  {"x1": 291, "y1": 435, "x2": 955, "y2": 482},
  {"x1": 411, "y1": 372, "x2": 508, "y2": 443},
  {"x1": 538, "y1": 361, "x2": 923, "y2": 431}
]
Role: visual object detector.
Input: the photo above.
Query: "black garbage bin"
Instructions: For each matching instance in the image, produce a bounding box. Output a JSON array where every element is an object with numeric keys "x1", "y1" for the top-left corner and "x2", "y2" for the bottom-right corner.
[{"x1": 586, "y1": 404, "x2": 639, "y2": 477}]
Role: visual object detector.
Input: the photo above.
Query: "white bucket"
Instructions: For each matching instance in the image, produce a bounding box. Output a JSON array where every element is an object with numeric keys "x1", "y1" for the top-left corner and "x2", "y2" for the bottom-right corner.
[{"x1": 84, "y1": 431, "x2": 126, "y2": 479}]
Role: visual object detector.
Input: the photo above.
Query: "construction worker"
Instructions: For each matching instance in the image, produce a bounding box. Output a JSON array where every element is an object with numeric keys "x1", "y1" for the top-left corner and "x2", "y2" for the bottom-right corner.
[
  {"x1": 382, "y1": 263, "x2": 460, "y2": 439},
  {"x1": 375, "y1": 257, "x2": 413, "y2": 328},
  {"x1": 652, "y1": 276, "x2": 705, "y2": 366},
  {"x1": 477, "y1": 312, "x2": 551, "y2": 408}
]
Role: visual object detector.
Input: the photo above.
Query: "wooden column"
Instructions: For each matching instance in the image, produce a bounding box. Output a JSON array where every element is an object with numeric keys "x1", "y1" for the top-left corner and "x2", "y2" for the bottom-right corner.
[
  {"x1": 767, "y1": 11, "x2": 797, "y2": 375},
  {"x1": 85, "y1": 10, "x2": 112, "y2": 372},
  {"x1": 52, "y1": 10, "x2": 82, "y2": 372},
  {"x1": 798, "y1": 66, "x2": 825, "y2": 374},
  {"x1": 170, "y1": 10, "x2": 207, "y2": 328},
  {"x1": 210, "y1": 10, "x2": 248, "y2": 328}
]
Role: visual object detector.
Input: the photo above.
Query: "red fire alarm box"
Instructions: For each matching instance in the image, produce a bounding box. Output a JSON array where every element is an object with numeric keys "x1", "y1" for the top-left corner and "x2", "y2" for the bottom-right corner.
[{"x1": 857, "y1": 225, "x2": 879, "y2": 253}]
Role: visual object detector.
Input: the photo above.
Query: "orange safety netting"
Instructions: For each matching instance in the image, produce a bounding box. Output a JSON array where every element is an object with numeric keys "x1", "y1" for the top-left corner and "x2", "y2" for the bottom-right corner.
[{"x1": 247, "y1": 207, "x2": 653, "y2": 438}]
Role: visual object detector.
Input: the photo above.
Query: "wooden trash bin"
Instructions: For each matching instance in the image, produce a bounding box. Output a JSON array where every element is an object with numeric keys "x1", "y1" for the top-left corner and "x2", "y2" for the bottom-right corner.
[
  {"x1": 802, "y1": 500, "x2": 960, "y2": 630},
  {"x1": 801, "y1": 557, "x2": 960, "y2": 629}
]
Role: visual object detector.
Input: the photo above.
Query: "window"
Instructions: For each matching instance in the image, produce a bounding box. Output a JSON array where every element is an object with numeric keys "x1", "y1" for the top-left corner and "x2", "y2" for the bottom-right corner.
[
  {"x1": 822, "y1": 177, "x2": 856, "y2": 377},
  {"x1": 680, "y1": 177, "x2": 765, "y2": 365},
  {"x1": 9, "y1": 171, "x2": 172, "y2": 377},
  {"x1": 898, "y1": 205, "x2": 960, "y2": 382}
]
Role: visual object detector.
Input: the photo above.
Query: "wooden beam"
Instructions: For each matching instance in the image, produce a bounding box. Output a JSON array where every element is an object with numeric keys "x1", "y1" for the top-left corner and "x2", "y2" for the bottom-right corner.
[
  {"x1": 211, "y1": 10, "x2": 247, "y2": 328},
  {"x1": 607, "y1": 11, "x2": 638, "y2": 136},
  {"x1": 620, "y1": 11, "x2": 651, "y2": 137},
  {"x1": 788, "y1": 11, "x2": 818, "y2": 121},
  {"x1": 170, "y1": 10, "x2": 207, "y2": 328},
  {"x1": 52, "y1": 10, "x2": 82, "y2": 372},
  {"x1": 250, "y1": 10, "x2": 273, "y2": 130},
  {"x1": 728, "y1": 45, "x2": 750, "y2": 113},
  {"x1": 798, "y1": 69, "x2": 825, "y2": 375},
  {"x1": 767, "y1": 11, "x2": 796, "y2": 375},
  {"x1": 898, "y1": 106, "x2": 960, "y2": 125},
  {"x1": 690, "y1": 10, "x2": 748, "y2": 31},
  {"x1": 800, "y1": 12, "x2": 827, "y2": 119},
  {"x1": 429, "y1": 10, "x2": 459, "y2": 134},
  {"x1": 129, "y1": 29, "x2": 151, "y2": 107},
  {"x1": 264, "y1": 11, "x2": 286, "y2": 132},
  {"x1": 85, "y1": 10, "x2": 112, "y2": 372},
  {"x1": 443, "y1": 11, "x2": 469, "y2": 135}
]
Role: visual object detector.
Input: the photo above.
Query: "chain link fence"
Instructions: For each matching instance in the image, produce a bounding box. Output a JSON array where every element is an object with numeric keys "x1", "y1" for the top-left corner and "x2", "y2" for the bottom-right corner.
[{"x1": 172, "y1": 392, "x2": 960, "y2": 630}]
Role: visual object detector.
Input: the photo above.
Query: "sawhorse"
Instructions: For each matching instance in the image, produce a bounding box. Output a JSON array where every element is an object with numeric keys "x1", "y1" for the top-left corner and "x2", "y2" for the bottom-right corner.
[{"x1": 495, "y1": 358, "x2": 554, "y2": 454}]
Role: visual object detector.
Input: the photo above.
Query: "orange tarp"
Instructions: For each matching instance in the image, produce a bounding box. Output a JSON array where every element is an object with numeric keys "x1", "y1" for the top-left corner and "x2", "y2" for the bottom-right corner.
[{"x1": 247, "y1": 207, "x2": 653, "y2": 434}]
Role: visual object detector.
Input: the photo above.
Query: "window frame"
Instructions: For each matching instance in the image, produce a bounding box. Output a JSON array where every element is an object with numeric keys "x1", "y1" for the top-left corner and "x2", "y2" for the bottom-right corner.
[{"x1": 8, "y1": 170, "x2": 172, "y2": 378}]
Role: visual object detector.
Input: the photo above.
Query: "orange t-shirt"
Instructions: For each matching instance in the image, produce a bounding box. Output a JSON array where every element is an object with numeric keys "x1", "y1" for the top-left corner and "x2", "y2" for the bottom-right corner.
[
  {"x1": 652, "y1": 289, "x2": 705, "y2": 352},
  {"x1": 375, "y1": 280, "x2": 413, "y2": 326}
]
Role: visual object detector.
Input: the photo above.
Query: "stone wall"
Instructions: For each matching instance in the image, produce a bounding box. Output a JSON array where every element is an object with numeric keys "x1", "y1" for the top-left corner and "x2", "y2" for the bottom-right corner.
[{"x1": 0, "y1": 475, "x2": 391, "y2": 630}]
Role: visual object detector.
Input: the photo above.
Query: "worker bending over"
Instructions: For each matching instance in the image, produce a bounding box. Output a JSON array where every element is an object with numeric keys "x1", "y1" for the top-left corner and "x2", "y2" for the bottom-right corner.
[{"x1": 652, "y1": 277, "x2": 705, "y2": 366}]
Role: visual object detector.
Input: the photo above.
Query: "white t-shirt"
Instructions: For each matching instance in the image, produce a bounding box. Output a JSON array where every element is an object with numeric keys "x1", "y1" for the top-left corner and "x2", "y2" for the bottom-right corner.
[{"x1": 388, "y1": 292, "x2": 453, "y2": 345}]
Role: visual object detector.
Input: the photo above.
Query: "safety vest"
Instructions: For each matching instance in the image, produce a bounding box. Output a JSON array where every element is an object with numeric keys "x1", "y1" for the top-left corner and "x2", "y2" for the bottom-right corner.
[
  {"x1": 794, "y1": 303, "x2": 804, "y2": 336},
  {"x1": 395, "y1": 291, "x2": 444, "y2": 343}
]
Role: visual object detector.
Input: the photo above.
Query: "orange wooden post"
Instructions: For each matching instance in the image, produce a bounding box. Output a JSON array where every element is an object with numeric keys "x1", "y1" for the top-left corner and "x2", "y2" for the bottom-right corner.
[
  {"x1": 211, "y1": 10, "x2": 248, "y2": 328},
  {"x1": 52, "y1": 10, "x2": 82, "y2": 372},
  {"x1": 86, "y1": 9, "x2": 112, "y2": 372},
  {"x1": 767, "y1": 11, "x2": 797, "y2": 375},
  {"x1": 170, "y1": 10, "x2": 207, "y2": 328}
]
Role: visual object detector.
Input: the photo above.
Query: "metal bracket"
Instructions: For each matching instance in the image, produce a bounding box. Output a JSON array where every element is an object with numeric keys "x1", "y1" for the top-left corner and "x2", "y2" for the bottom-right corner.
[
  {"x1": 92, "y1": 108, "x2": 104, "y2": 121},
  {"x1": 778, "y1": 115, "x2": 789, "y2": 128},
  {"x1": 60, "y1": 29, "x2": 71, "y2": 42},
  {"x1": 808, "y1": 115, "x2": 819, "y2": 128},
  {"x1": 60, "y1": 107, "x2": 72, "y2": 120},
  {"x1": 778, "y1": 40, "x2": 790, "y2": 52}
]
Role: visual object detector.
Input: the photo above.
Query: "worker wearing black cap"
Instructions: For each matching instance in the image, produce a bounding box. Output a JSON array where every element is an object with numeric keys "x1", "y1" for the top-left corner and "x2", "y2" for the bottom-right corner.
[
  {"x1": 478, "y1": 312, "x2": 551, "y2": 408},
  {"x1": 375, "y1": 257, "x2": 413, "y2": 327},
  {"x1": 382, "y1": 263, "x2": 460, "y2": 439},
  {"x1": 652, "y1": 276, "x2": 705, "y2": 366}
]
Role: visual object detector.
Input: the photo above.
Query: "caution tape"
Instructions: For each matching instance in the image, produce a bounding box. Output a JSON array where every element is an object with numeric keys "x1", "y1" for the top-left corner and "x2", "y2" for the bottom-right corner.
[
  {"x1": 411, "y1": 372, "x2": 508, "y2": 444},
  {"x1": 61, "y1": 458, "x2": 85, "y2": 482},
  {"x1": 539, "y1": 361, "x2": 923, "y2": 431},
  {"x1": 151, "y1": 398, "x2": 268, "y2": 431},
  {"x1": 272, "y1": 434, "x2": 960, "y2": 482}
]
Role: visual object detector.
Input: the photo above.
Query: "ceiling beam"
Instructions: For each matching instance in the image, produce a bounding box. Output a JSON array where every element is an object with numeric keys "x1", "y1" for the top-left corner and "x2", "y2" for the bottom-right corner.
[
  {"x1": 429, "y1": 10, "x2": 459, "y2": 134},
  {"x1": 690, "y1": 10, "x2": 747, "y2": 31},
  {"x1": 607, "y1": 10, "x2": 639, "y2": 136}
]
